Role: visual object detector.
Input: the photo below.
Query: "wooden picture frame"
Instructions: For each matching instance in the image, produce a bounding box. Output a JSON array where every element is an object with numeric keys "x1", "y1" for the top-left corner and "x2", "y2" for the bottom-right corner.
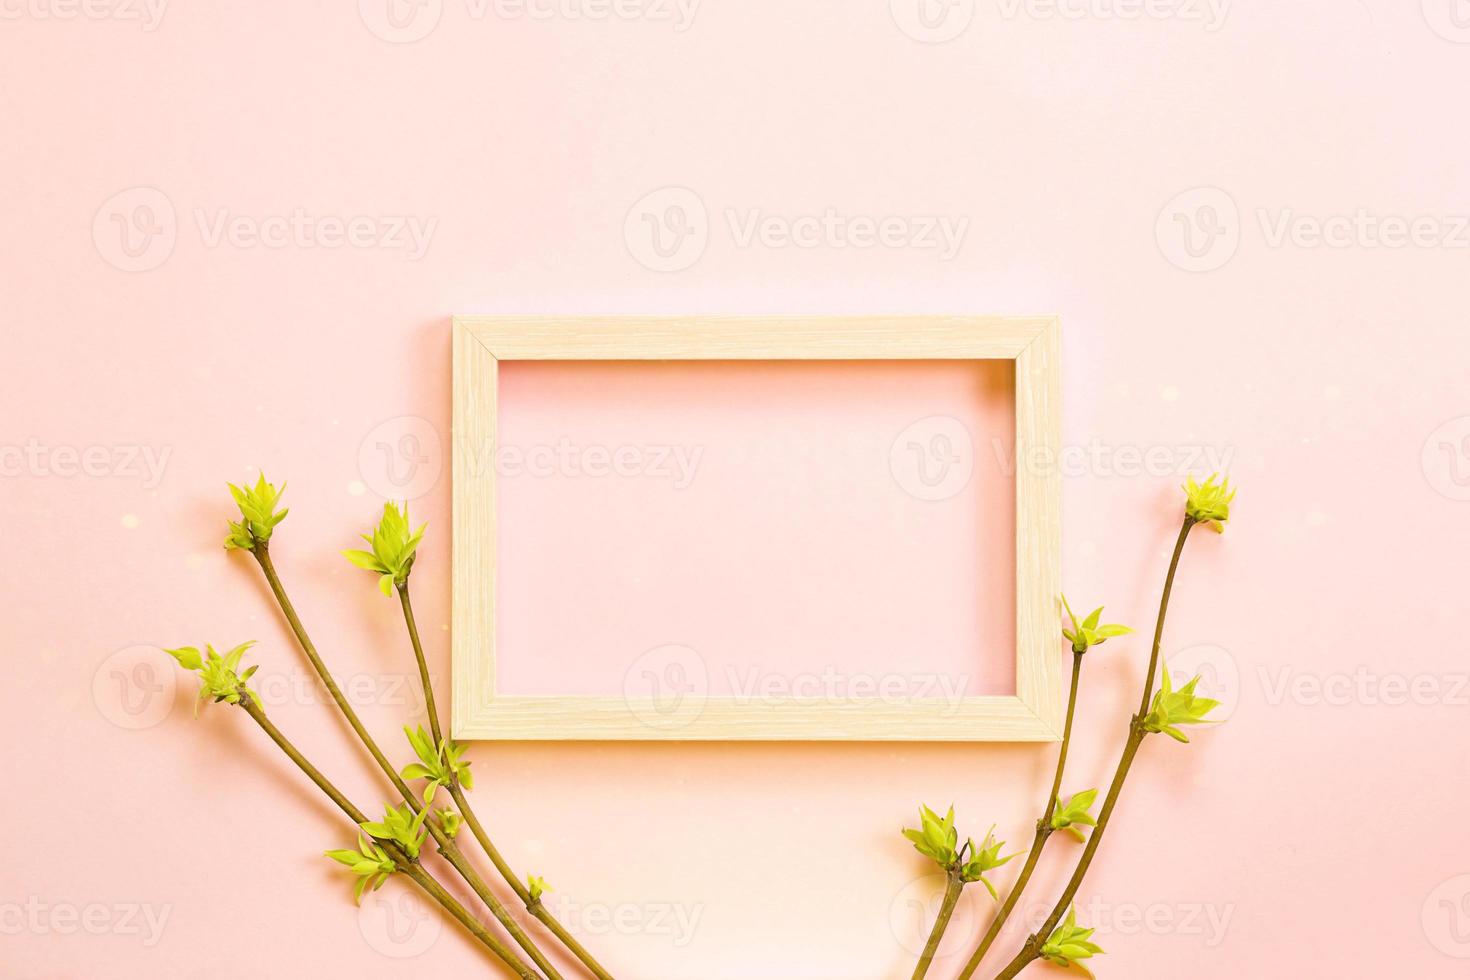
[{"x1": 452, "y1": 316, "x2": 1061, "y2": 741}]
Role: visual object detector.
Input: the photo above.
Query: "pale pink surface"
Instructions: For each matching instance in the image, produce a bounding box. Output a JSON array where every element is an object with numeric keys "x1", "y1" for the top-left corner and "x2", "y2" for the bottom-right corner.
[
  {"x1": 496, "y1": 360, "x2": 1016, "y2": 698},
  {"x1": 3, "y1": 4, "x2": 1470, "y2": 980}
]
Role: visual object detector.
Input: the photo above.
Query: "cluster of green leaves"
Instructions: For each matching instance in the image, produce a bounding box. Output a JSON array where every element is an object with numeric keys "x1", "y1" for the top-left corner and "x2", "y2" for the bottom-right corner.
[
  {"x1": 1143, "y1": 664, "x2": 1220, "y2": 742},
  {"x1": 435, "y1": 807, "x2": 462, "y2": 839},
  {"x1": 164, "y1": 642, "x2": 260, "y2": 715},
  {"x1": 1060, "y1": 596, "x2": 1132, "y2": 655},
  {"x1": 1040, "y1": 907, "x2": 1104, "y2": 976},
  {"x1": 959, "y1": 827, "x2": 1017, "y2": 899},
  {"x1": 903, "y1": 805, "x2": 960, "y2": 866},
  {"x1": 903, "y1": 806, "x2": 1016, "y2": 898},
  {"x1": 1183, "y1": 474, "x2": 1235, "y2": 533},
  {"x1": 224, "y1": 475, "x2": 289, "y2": 551},
  {"x1": 1049, "y1": 789, "x2": 1099, "y2": 842},
  {"x1": 343, "y1": 503, "x2": 426, "y2": 596},
  {"x1": 400, "y1": 726, "x2": 474, "y2": 802},
  {"x1": 325, "y1": 833, "x2": 397, "y2": 904},
  {"x1": 528, "y1": 875, "x2": 550, "y2": 903},
  {"x1": 361, "y1": 803, "x2": 430, "y2": 860}
]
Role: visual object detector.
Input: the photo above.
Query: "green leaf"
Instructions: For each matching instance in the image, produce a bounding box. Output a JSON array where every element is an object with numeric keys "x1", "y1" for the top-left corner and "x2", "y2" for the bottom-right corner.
[
  {"x1": 1041, "y1": 907, "x2": 1104, "y2": 973},
  {"x1": 1059, "y1": 596, "x2": 1133, "y2": 655},
  {"x1": 342, "y1": 549, "x2": 386, "y2": 572},
  {"x1": 164, "y1": 646, "x2": 203, "y2": 671},
  {"x1": 1143, "y1": 664, "x2": 1221, "y2": 742},
  {"x1": 1050, "y1": 789, "x2": 1099, "y2": 841}
]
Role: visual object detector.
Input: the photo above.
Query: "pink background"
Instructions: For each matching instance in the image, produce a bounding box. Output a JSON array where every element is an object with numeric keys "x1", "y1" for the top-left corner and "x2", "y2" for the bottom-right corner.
[
  {"x1": 5, "y1": 3, "x2": 1470, "y2": 979},
  {"x1": 497, "y1": 360, "x2": 1016, "y2": 698}
]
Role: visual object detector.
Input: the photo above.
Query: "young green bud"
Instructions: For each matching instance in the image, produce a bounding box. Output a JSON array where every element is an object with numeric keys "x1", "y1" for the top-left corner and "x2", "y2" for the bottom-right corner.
[
  {"x1": 1143, "y1": 664, "x2": 1220, "y2": 742},
  {"x1": 1060, "y1": 595, "x2": 1133, "y2": 655},
  {"x1": 325, "y1": 832, "x2": 396, "y2": 904},
  {"x1": 1182, "y1": 473, "x2": 1236, "y2": 533},
  {"x1": 342, "y1": 502, "x2": 427, "y2": 596},
  {"x1": 1040, "y1": 907, "x2": 1104, "y2": 975},
  {"x1": 958, "y1": 826, "x2": 1018, "y2": 900},
  {"x1": 360, "y1": 803, "x2": 429, "y2": 860},
  {"x1": 1049, "y1": 789, "x2": 1099, "y2": 842},
  {"x1": 163, "y1": 642, "x2": 259, "y2": 715},
  {"x1": 224, "y1": 475, "x2": 288, "y2": 551}
]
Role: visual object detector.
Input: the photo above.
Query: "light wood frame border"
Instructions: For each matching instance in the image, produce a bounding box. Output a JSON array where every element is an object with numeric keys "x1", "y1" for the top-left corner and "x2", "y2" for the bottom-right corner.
[{"x1": 452, "y1": 316, "x2": 1061, "y2": 741}]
